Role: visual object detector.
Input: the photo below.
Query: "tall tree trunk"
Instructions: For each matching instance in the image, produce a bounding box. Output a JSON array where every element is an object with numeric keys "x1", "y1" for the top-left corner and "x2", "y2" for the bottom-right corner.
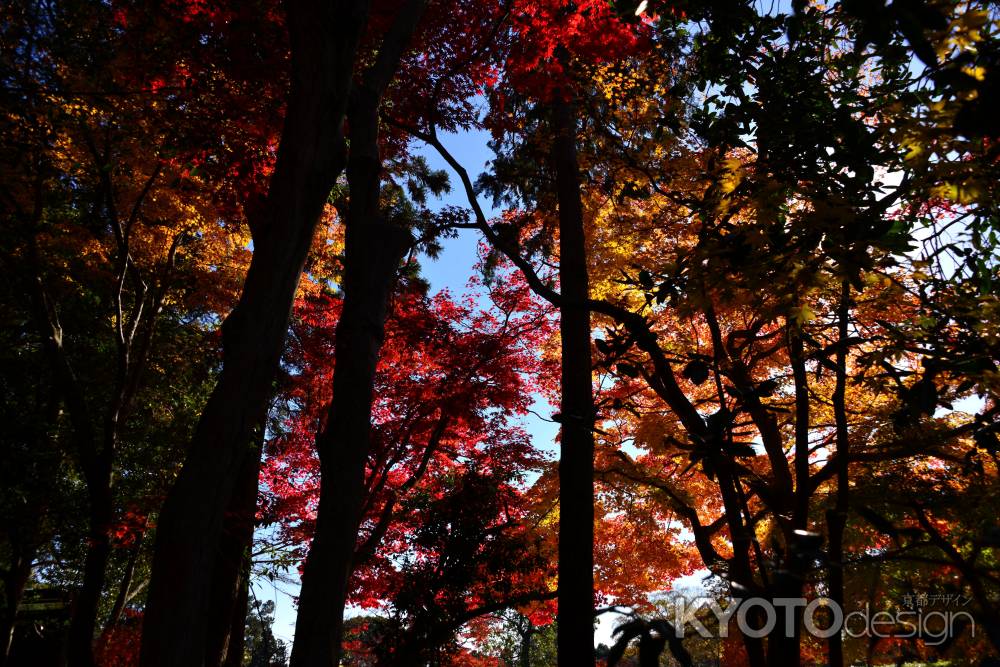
[
  {"x1": 518, "y1": 617, "x2": 533, "y2": 667},
  {"x1": 288, "y1": 89, "x2": 414, "y2": 667},
  {"x1": 287, "y1": 3, "x2": 426, "y2": 664},
  {"x1": 764, "y1": 320, "x2": 812, "y2": 667},
  {"x1": 826, "y1": 281, "x2": 851, "y2": 667},
  {"x1": 550, "y1": 95, "x2": 596, "y2": 667},
  {"x1": 67, "y1": 463, "x2": 112, "y2": 667},
  {"x1": 28, "y1": 232, "x2": 110, "y2": 667},
  {"x1": 139, "y1": 3, "x2": 370, "y2": 665},
  {"x1": 220, "y1": 559, "x2": 251, "y2": 667},
  {"x1": 204, "y1": 442, "x2": 262, "y2": 667}
]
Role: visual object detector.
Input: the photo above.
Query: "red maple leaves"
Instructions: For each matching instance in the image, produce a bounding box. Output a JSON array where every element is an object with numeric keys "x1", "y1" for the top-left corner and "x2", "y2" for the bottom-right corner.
[{"x1": 260, "y1": 271, "x2": 556, "y2": 618}]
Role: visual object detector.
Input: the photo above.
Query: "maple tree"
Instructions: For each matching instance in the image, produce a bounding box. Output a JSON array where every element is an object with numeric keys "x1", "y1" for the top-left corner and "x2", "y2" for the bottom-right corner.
[
  {"x1": 401, "y1": 4, "x2": 658, "y2": 662},
  {"x1": 261, "y1": 268, "x2": 558, "y2": 663},
  {"x1": 412, "y1": 2, "x2": 999, "y2": 666}
]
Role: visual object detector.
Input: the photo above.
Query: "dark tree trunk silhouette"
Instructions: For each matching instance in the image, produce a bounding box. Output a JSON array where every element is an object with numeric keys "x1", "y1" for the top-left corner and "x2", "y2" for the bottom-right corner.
[
  {"x1": 139, "y1": 2, "x2": 371, "y2": 664},
  {"x1": 220, "y1": 561, "x2": 251, "y2": 667},
  {"x1": 204, "y1": 442, "x2": 262, "y2": 667},
  {"x1": 105, "y1": 538, "x2": 141, "y2": 632},
  {"x1": 288, "y1": 3, "x2": 425, "y2": 664},
  {"x1": 550, "y1": 95, "x2": 596, "y2": 667},
  {"x1": 66, "y1": 463, "x2": 112, "y2": 667},
  {"x1": 826, "y1": 280, "x2": 851, "y2": 667}
]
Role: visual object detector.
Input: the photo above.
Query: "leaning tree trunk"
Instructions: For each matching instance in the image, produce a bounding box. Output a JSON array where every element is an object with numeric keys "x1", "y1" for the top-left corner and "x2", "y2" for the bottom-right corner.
[
  {"x1": 287, "y1": 3, "x2": 426, "y2": 664},
  {"x1": 550, "y1": 95, "x2": 596, "y2": 667},
  {"x1": 203, "y1": 439, "x2": 262, "y2": 667},
  {"x1": 103, "y1": 535, "x2": 141, "y2": 630},
  {"x1": 288, "y1": 87, "x2": 414, "y2": 667},
  {"x1": 138, "y1": 2, "x2": 370, "y2": 665}
]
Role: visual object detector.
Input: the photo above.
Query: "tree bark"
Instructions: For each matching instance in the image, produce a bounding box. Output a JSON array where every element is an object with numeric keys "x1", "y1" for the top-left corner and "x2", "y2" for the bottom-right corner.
[
  {"x1": 519, "y1": 617, "x2": 533, "y2": 667},
  {"x1": 288, "y1": 88, "x2": 414, "y2": 667},
  {"x1": 67, "y1": 476, "x2": 113, "y2": 667},
  {"x1": 220, "y1": 548, "x2": 252, "y2": 667},
  {"x1": 204, "y1": 441, "x2": 262, "y2": 667},
  {"x1": 0, "y1": 546, "x2": 33, "y2": 667},
  {"x1": 550, "y1": 96, "x2": 596, "y2": 667},
  {"x1": 287, "y1": 2, "x2": 426, "y2": 664},
  {"x1": 138, "y1": 2, "x2": 370, "y2": 665},
  {"x1": 826, "y1": 281, "x2": 851, "y2": 667}
]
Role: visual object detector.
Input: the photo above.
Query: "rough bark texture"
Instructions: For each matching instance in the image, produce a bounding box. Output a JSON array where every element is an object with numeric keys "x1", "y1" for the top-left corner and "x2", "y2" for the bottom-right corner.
[
  {"x1": 551, "y1": 97, "x2": 596, "y2": 667},
  {"x1": 138, "y1": 2, "x2": 370, "y2": 665}
]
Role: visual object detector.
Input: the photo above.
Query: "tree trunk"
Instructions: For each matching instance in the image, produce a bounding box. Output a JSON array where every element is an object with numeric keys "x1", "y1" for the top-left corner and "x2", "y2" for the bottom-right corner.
[
  {"x1": 826, "y1": 281, "x2": 851, "y2": 667},
  {"x1": 550, "y1": 95, "x2": 596, "y2": 667},
  {"x1": 288, "y1": 87, "x2": 413, "y2": 667},
  {"x1": 762, "y1": 322, "x2": 810, "y2": 667},
  {"x1": 104, "y1": 525, "x2": 143, "y2": 631},
  {"x1": 0, "y1": 547, "x2": 33, "y2": 667},
  {"x1": 138, "y1": 3, "x2": 370, "y2": 665},
  {"x1": 221, "y1": 552, "x2": 252, "y2": 667},
  {"x1": 287, "y1": 3, "x2": 427, "y2": 663},
  {"x1": 518, "y1": 618, "x2": 533, "y2": 667},
  {"x1": 204, "y1": 444, "x2": 262, "y2": 667},
  {"x1": 67, "y1": 464, "x2": 113, "y2": 667},
  {"x1": 28, "y1": 234, "x2": 111, "y2": 667}
]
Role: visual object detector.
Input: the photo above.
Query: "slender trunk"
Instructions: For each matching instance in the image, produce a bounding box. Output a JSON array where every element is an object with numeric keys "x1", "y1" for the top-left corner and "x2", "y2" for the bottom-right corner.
[
  {"x1": 139, "y1": 3, "x2": 369, "y2": 665},
  {"x1": 826, "y1": 281, "x2": 851, "y2": 667},
  {"x1": 764, "y1": 317, "x2": 812, "y2": 667},
  {"x1": 715, "y1": 461, "x2": 766, "y2": 667},
  {"x1": 104, "y1": 530, "x2": 143, "y2": 631},
  {"x1": 67, "y1": 466, "x2": 113, "y2": 667},
  {"x1": 288, "y1": 89, "x2": 413, "y2": 667},
  {"x1": 221, "y1": 557, "x2": 252, "y2": 667},
  {"x1": 789, "y1": 319, "x2": 810, "y2": 532},
  {"x1": 550, "y1": 95, "x2": 596, "y2": 667},
  {"x1": 28, "y1": 232, "x2": 110, "y2": 667},
  {"x1": 518, "y1": 619, "x2": 533, "y2": 667},
  {"x1": 205, "y1": 443, "x2": 262, "y2": 667},
  {"x1": 0, "y1": 548, "x2": 33, "y2": 667},
  {"x1": 288, "y1": 3, "x2": 427, "y2": 663}
]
